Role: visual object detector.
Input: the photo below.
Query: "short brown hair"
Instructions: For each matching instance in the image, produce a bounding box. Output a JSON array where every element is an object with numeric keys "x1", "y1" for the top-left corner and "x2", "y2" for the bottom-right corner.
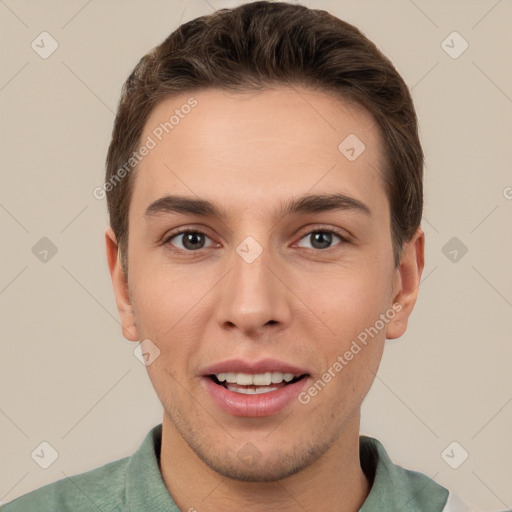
[{"x1": 105, "y1": 0, "x2": 423, "y2": 272}]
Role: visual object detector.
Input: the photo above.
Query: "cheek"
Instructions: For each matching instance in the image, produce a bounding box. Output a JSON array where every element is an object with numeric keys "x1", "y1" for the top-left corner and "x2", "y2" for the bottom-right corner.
[
  {"x1": 129, "y1": 263, "x2": 204, "y2": 336},
  {"x1": 308, "y1": 264, "x2": 392, "y2": 340},
  {"x1": 129, "y1": 267, "x2": 211, "y2": 378},
  {"x1": 298, "y1": 261, "x2": 391, "y2": 398}
]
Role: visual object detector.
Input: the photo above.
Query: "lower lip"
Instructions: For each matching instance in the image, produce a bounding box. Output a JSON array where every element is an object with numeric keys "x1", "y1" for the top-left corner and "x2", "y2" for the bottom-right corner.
[{"x1": 201, "y1": 376, "x2": 309, "y2": 417}]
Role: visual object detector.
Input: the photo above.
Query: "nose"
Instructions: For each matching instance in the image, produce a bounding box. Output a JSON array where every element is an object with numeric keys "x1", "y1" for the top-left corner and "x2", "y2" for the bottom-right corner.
[{"x1": 214, "y1": 239, "x2": 292, "y2": 338}]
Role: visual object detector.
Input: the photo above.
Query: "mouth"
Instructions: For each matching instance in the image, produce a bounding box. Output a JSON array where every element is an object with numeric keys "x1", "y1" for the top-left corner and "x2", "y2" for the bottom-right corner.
[
  {"x1": 200, "y1": 360, "x2": 311, "y2": 417},
  {"x1": 209, "y1": 372, "x2": 308, "y2": 395}
]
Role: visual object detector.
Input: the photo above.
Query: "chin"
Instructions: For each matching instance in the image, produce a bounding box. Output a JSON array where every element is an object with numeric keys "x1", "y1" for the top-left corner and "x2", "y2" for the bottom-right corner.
[
  {"x1": 162, "y1": 390, "x2": 354, "y2": 483},
  {"x1": 184, "y1": 427, "x2": 337, "y2": 483},
  {"x1": 198, "y1": 447, "x2": 316, "y2": 482}
]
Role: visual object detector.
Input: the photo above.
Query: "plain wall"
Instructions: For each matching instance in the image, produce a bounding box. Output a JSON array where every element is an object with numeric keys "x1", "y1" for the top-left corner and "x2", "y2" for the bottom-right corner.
[{"x1": 0, "y1": 0, "x2": 511, "y2": 510}]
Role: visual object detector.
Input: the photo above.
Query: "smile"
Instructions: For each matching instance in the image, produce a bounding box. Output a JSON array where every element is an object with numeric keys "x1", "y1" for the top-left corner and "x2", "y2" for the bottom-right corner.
[{"x1": 200, "y1": 361, "x2": 311, "y2": 417}]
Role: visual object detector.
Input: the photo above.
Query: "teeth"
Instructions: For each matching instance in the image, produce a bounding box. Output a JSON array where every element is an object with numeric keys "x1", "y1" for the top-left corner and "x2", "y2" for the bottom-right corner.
[
  {"x1": 214, "y1": 372, "x2": 298, "y2": 385},
  {"x1": 253, "y1": 372, "x2": 272, "y2": 385},
  {"x1": 226, "y1": 385, "x2": 279, "y2": 394}
]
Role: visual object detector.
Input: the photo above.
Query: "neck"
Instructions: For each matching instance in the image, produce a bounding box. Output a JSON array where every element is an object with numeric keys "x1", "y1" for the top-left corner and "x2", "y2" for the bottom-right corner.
[{"x1": 159, "y1": 412, "x2": 370, "y2": 512}]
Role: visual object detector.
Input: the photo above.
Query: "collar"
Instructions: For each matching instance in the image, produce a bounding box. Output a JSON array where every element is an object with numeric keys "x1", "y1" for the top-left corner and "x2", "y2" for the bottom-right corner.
[{"x1": 359, "y1": 434, "x2": 449, "y2": 511}]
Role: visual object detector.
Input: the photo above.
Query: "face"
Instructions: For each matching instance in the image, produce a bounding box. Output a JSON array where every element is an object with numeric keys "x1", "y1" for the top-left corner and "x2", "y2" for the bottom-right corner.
[{"x1": 107, "y1": 86, "x2": 424, "y2": 482}]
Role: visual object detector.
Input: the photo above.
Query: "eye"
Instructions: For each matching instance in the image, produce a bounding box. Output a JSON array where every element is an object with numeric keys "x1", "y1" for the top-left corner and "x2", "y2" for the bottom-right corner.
[
  {"x1": 165, "y1": 229, "x2": 216, "y2": 252},
  {"x1": 163, "y1": 226, "x2": 348, "y2": 254},
  {"x1": 296, "y1": 228, "x2": 347, "y2": 250}
]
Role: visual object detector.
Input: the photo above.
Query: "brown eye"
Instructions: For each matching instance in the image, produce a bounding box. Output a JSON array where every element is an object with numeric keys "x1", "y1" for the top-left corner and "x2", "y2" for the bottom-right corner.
[
  {"x1": 296, "y1": 229, "x2": 346, "y2": 250},
  {"x1": 166, "y1": 230, "x2": 214, "y2": 252}
]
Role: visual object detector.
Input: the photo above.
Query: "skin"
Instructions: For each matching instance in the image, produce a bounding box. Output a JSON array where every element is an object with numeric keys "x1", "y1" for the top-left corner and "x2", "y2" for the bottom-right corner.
[{"x1": 106, "y1": 86, "x2": 424, "y2": 512}]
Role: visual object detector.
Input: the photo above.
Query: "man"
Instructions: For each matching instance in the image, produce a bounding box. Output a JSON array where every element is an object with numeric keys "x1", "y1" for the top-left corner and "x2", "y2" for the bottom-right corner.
[{"x1": 1, "y1": 1, "x2": 474, "y2": 510}]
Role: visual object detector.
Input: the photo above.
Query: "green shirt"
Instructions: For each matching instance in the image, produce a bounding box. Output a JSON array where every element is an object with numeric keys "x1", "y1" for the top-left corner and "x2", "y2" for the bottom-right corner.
[{"x1": 1, "y1": 424, "x2": 466, "y2": 511}]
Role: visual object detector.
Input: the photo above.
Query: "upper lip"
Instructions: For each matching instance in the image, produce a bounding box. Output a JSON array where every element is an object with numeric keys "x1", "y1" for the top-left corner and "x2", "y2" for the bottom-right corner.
[{"x1": 200, "y1": 358, "x2": 310, "y2": 376}]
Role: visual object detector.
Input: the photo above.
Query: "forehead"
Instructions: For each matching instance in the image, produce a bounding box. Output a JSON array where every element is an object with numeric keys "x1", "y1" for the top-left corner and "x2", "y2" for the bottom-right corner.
[{"x1": 131, "y1": 86, "x2": 387, "y2": 220}]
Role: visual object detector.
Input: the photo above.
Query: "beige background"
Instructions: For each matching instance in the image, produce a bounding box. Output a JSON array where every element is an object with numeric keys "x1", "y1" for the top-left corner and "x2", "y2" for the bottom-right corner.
[{"x1": 1, "y1": 0, "x2": 511, "y2": 510}]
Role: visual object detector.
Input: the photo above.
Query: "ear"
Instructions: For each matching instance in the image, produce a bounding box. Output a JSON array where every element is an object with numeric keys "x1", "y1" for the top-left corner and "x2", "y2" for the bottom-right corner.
[
  {"x1": 386, "y1": 227, "x2": 425, "y2": 340},
  {"x1": 105, "y1": 227, "x2": 139, "y2": 342}
]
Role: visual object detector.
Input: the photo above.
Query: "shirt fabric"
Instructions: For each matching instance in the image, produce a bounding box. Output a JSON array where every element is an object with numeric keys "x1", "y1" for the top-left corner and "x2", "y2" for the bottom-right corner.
[{"x1": 1, "y1": 423, "x2": 471, "y2": 511}]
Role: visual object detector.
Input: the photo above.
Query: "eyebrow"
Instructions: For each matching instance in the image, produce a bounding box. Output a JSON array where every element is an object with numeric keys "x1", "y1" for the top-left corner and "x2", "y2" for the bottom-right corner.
[{"x1": 144, "y1": 192, "x2": 372, "y2": 221}]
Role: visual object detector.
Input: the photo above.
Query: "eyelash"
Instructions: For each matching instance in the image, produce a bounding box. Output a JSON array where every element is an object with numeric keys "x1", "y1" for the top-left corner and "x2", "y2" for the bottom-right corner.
[{"x1": 163, "y1": 225, "x2": 350, "y2": 254}]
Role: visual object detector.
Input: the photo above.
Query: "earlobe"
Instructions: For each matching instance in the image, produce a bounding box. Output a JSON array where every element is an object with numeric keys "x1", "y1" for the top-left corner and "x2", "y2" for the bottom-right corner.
[
  {"x1": 105, "y1": 227, "x2": 139, "y2": 342},
  {"x1": 386, "y1": 228, "x2": 425, "y2": 340}
]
